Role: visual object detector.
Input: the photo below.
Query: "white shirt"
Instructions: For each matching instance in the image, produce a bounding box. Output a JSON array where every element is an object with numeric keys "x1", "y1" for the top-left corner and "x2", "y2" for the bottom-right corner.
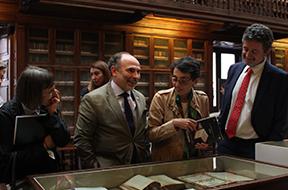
[
  {"x1": 0, "y1": 96, "x2": 4, "y2": 107},
  {"x1": 226, "y1": 59, "x2": 265, "y2": 139},
  {"x1": 111, "y1": 80, "x2": 136, "y2": 114}
]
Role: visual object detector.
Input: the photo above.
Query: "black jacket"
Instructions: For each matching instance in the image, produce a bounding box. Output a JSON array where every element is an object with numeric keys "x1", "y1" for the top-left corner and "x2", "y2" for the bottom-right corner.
[{"x1": 0, "y1": 98, "x2": 70, "y2": 183}]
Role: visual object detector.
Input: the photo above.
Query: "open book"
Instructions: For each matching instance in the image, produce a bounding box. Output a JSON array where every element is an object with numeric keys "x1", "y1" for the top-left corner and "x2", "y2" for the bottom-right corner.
[
  {"x1": 13, "y1": 114, "x2": 47, "y2": 145},
  {"x1": 119, "y1": 174, "x2": 185, "y2": 190},
  {"x1": 178, "y1": 171, "x2": 253, "y2": 188},
  {"x1": 194, "y1": 116, "x2": 223, "y2": 144}
]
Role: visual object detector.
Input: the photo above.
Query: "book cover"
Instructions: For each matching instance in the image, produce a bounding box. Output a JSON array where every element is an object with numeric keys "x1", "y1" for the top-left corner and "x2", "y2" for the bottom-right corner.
[
  {"x1": 195, "y1": 116, "x2": 223, "y2": 144},
  {"x1": 13, "y1": 114, "x2": 47, "y2": 145}
]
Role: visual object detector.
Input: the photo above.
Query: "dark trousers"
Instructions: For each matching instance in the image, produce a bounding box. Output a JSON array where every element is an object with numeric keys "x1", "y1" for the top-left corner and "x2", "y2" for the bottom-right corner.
[{"x1": 217, "y1": 137, "x2": 260, "y2": 159}]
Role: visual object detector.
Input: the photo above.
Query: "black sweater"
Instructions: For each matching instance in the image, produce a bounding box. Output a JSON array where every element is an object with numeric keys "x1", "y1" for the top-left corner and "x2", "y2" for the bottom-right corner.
[{"x1": 0, "y1": 98, "x2": 70, "y2": 183}]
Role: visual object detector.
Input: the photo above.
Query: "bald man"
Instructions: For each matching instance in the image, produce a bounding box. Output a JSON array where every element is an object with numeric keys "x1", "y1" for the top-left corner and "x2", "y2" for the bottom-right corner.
[{"x1": 74, "y1": 52, "x2": 150, "y2": 169}]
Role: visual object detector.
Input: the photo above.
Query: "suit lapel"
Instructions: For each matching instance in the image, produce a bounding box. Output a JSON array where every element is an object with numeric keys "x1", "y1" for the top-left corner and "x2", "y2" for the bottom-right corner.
[
  {"x1": 252, "y1": 62, "x2": 270, "y2": 116},
  {"x1": 106, "y1": 83, "x2": 130, "y2": 132},
  {"x1": 226, "y1": 63, "x2": 246, "y2": 106},
  {"x1": 131, "y1": 90, "x2": 145, "y2": 135}
]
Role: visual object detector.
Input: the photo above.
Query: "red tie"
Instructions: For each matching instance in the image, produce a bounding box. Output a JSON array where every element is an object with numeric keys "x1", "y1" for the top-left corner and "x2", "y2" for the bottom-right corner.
[{"x1": 226, "y1": 68, "x2": 253, "y2": 138}]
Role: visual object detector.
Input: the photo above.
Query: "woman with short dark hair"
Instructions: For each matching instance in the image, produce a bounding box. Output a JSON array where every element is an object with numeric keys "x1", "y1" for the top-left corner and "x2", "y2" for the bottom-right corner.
[
  {"x1": 0, "y1": 66, "x2": 70, "y2": 185},
  {"x1": 148, "y1": 56, "x2": 210, "y2": 162}
]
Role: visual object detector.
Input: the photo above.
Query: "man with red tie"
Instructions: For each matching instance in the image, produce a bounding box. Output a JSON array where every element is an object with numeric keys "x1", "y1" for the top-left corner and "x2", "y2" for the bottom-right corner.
[{"x1": 217, "y1": 23, "x2": 288, "y2": 159}]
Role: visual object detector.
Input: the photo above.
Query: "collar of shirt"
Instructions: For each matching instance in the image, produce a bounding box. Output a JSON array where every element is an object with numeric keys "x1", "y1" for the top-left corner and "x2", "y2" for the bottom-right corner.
[
  {"x1": 111, "y1": 80, "x2": 132, "y2": 97},
  {"x1": 245, "y1": 57, "x2": 266, "y2": 75},
  {"x1": 111, "y1": 80, "x2": 136, "y2": 111}
]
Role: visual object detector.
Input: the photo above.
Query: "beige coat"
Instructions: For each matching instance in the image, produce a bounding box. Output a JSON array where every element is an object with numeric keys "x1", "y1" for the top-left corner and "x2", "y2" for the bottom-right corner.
[
  {"x1": 148, "y1": 87, "x2": 209, "y2": 161},
  {"x1": 74, "y1": 82, "x2": 150, "y2": 168}
]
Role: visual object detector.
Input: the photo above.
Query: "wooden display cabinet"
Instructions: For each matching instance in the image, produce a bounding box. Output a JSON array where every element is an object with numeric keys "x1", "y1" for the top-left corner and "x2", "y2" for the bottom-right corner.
[
  {"x1": 153, "y1": 72, "x2": 171, "y2": 93},
  {"x1": 273, "y1": 47, "x2": 286, "y2": 70},
  {"x1": 26, "y1": 27, "x2": 124, "y2": 127},
  {"x1": 135, "y1": 72, "x2": 150, "y2": 101},
  {"x1": 131, "y1": 34, "x2": 209, "y2": 104},
  {"x1": 154, "y1": 37, "x2": 170, "y2": 68},
  {"x1": 53, "y1": 69, "x2": 76, "y2": 127},
  {"x1": 104, "y1": 32, "x2": 124, "y2": 61},
  {"x1": 28, "y1": 28, "x2": 49, "y2": 64},
  {"x1": 55, "y1": 30, "x2": 74, "y2": 65},
  {"x1": 173, "y1": 38, "x2": 188, "y2": 61},
  {"x1": 80, "y1": 31, "x2": 99, "y2": 64},
  {"x1": 133, "y1": 35, "x2": 150, "y2": 66},
  {"x1": 26, "y1": 26, "x2": 210, "y2": 126}
]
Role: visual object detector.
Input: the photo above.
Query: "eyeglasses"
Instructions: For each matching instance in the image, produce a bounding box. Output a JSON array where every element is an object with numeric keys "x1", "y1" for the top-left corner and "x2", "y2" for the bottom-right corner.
[{"x1": 171, "y1": 76, "x2": 192, "y2": 85}]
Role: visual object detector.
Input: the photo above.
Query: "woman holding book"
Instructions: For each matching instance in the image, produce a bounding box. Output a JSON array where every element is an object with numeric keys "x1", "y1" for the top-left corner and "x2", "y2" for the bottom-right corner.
[
  {"x1": 148, "y1": 56, "x2": 210, "y2": 161},
  {"x1": 0, "y1": 66, "x2": 70, "y2": 187}
]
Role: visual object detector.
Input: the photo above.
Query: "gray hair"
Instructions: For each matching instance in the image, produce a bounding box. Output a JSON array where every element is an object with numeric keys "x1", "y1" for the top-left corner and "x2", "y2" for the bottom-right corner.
[
  {"x1": 107, "y1": 52, "x2": 131, "y2": 71},
  {"x1": 242, "y1": 23, "x2": 274, "y2": 51}
]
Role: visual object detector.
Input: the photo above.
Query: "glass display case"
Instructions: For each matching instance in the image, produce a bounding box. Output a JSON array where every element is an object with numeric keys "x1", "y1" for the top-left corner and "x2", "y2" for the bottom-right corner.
[
  {"x1": 28, "y1": 156, "x2": 288, "y2": 190},
  {"x1": 256, "y1": 140, "x2": 288, "y2": 168}
]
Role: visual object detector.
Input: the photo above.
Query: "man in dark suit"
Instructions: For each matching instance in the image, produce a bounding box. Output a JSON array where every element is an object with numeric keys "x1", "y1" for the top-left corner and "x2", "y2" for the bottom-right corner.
[
  {"x1": 74, "y1": 52, "x2": 150, "y2": 168},
  {"x1": 217, "y1": 23, "x2": 288, "y2": 159}
]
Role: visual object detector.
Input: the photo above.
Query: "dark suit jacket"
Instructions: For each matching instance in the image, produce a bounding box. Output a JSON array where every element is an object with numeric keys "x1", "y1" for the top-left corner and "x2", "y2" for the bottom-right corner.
[
  {"x1": 74, "y1": 81, "x2": 150, "y2": 168},
  {"x1": 219, "y1": 61, "x2": 288, "y2": 140}
]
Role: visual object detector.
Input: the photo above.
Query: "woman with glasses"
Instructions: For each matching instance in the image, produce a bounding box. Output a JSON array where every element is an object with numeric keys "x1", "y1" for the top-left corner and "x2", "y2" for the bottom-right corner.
[
  {"x1": 148, "y1": 56, "x2": 210, "y2": 161},
  {"x1": 0, "y1": 66, "x2": 70, "y2": 186}
]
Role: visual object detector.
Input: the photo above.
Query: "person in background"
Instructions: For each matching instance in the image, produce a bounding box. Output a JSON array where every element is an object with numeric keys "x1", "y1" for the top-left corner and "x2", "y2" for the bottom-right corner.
[
  {"x1": 217, "y1": 23, "x2": 288, "y2": 159},
  {"x1": 0, "y1": 66, "x2": 70, "y2": 185},
  {"x1": 0, "y1": 62, "x2": 7, "y2": 107},
  {"x1": 148, "y1": 56, "x2": 210, "y2": 162},
  {"x1": 80, "y1": 60, "x2": 111, "y2": 98},
  {"x1": 74, "y1": 52, "x2": 150, "y2": 169}
]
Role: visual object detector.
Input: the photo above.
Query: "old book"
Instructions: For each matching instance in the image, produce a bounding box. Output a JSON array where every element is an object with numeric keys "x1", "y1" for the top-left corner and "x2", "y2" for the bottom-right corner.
[
  {"x1": 195, "y1": 116, "x2": 223, "y2": 144},
  {"x1": 205, "y1": 172, "x2": 253, "y2": 182},
  {"x1": 120, "y1": 174, "x2": 185, "y2": 190},
  {"x1": 178, "y1": 173, "x2": 227, "y2": 188},
  {"x1": 178, "y1": 172, "x2": 254, "y2": 188},
  {"x1": 148, "y1": 175, "x2": 185, "y2": 190}
]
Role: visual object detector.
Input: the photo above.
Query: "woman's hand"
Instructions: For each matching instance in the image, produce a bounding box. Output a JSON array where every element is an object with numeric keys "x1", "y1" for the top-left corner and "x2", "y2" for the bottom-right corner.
[
  {"x1": 43, "y1": 135, "x2": 55, "y2": 149},
  {"x1": 195, "y1": 143, "x2": 209, "y2": 150},
  {"x1": 173, "y1": 118, "x2": 197, "y2": 131},
  {"x1": 47, "y1": 88, "x2": 61, "y2": 115}
]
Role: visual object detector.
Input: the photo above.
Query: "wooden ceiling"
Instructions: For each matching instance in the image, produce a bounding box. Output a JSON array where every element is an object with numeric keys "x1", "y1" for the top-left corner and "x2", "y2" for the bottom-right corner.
[{"x1": 12, "y1": 0, "x2": 288, "y2": 41}]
